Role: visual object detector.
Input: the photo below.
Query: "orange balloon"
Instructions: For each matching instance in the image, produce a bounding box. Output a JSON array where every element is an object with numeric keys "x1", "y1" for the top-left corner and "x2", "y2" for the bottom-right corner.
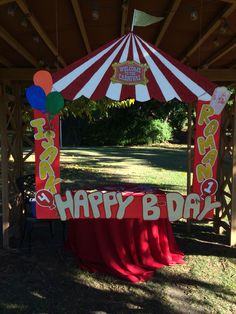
[{"x1": 33, "y1": 70, "x2": 53, "y2": 95}]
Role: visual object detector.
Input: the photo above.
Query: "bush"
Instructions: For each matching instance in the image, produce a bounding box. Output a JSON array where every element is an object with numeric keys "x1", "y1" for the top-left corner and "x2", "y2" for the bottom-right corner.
[
  {"x1": 146, "y1": 119, "x2": 173, "y2": 143},
  {"x1": 62, "y1": 104, "x2": 175, "y2": 146}
]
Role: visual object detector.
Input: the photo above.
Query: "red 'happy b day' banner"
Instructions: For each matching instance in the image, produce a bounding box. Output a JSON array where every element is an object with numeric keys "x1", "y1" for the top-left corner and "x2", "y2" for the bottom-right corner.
[
  {"x1": 192, "y1": 100, "x2": 221, "y2": 217},
  {"x1": 30, "y1": 110, "x2": 60, "y2": 219}
]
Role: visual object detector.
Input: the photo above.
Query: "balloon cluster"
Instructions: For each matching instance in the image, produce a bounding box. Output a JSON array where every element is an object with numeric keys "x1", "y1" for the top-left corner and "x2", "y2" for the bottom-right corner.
[{"x1": 26, "y1": 70, "x2": 64, "y2": 120}]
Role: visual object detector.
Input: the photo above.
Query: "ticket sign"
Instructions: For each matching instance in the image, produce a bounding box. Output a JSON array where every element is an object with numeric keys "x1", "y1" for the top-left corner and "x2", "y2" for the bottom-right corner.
[
  {"x1": 192, "y1": 100, "x2": 222, "y2": 217},
  {"x1": 111, "y1": 61, "x2": 149, "y2": 85},
  {"x1": 210, "y1": 86, "x2": 230, "y2": 115}
]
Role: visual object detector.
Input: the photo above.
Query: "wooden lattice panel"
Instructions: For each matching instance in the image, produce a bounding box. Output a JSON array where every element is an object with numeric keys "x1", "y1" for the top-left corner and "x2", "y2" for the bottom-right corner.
[
  {"x1": 0, "y1": 84, "x2": 25, "y2": 247},
  {"x1": 214, "y1": 103, "x2": 234, "y2": 238}
]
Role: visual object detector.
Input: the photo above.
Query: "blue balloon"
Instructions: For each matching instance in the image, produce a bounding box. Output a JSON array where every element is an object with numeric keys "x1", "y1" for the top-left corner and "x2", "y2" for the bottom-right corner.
[{"x1": 26, "y1": 85, "x2": 46, "y2": 111}]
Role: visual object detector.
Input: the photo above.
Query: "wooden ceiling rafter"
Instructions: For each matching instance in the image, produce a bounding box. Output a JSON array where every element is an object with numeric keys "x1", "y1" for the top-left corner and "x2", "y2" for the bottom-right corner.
[
  {"x1": 181, "y1": 3, "x2": 236, "y2": 63},
  {"x1": 0, "y1": 0, "x2": 14, "y2": 5},
  {"x1": 121, "y1": 0, "x2": 129, "y2": 36},
  {"x1": 229, "y1": 61, "x2": 236, "y2": 68},
  {"x1": 219, "y1": 0, "x2": 236, "y2": 3},
  {"x1": 0, "y1": 67, "x2": 35, "y2": 80},
  {"x1": 199, "y1": 68, "x2": 236, "y2": 81},
  {"x1": 201, "y1": 37, "x2": 236, "y2": 68},
  {"x1": 0, "y1": 55, "x2": 12, "y2": 67},
  {"x1": 15, "y1": 0, "x2": 66, "y2": 67},
  {"x1": 0, "y1": 25, "x2": 38, "y2": 67},
  {"x1": 155, "y1": 0, "x2": 182, "y2": 47},
  {"x1": 70, "y1": 0, "x2": 91, "y2": 53},
  {"x1": 1, "y1": 67, "x2": 236, "y2": 82}
]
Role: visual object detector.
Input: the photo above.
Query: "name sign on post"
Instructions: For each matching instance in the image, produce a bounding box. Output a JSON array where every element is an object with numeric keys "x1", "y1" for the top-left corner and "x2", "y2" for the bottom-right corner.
[
  {"x1": 30, "y1": 110, "x2": 60, "y2": 219},
  {"x1": 192, "y1": 98, "x2": 223, "y2": 217}
]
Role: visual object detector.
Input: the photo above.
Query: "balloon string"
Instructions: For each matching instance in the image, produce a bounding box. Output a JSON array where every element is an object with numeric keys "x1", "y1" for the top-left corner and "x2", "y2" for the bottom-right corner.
[{"x1": 45, "y1": 113, "x2": 54, "y2": 132}]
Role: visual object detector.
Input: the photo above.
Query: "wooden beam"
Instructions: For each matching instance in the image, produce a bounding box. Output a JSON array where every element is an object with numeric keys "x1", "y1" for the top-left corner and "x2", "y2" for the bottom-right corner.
[
  {"x1": 0, "y1": 0, "x2": 14, "y2": 5},
  {"x1": 70, "y1": 0, "x2": 91, "y2": 53},
  {"x1": 2, "y1": 67, "x2": 236, "y2": 82},
  {"x1": 181, "y1": 4, "x2": 236, "y2": 63},
  {"x1": 0, "y1": 67, "x2": 56, "y2": 80},
  {"x1": 0, "y1": 26, "x2": 39, "y2": 67},
  {"x1": 199, "y1": 69, "x2": 236, "y2": 81},
  {"x1": 225, "y1": 59, "x2": 236, "y2": 68},
  {"x1": 121, "y1": 0, "x2": 129, "y2": 36},
  {"x1": 220, "y1": 0, "x2": 236, "y2": 3},
  {"x1": 155, "y1": 0, "x2": 182, "y2": 47},
  {"x1": 231, "y1": 100, "x2": 236, "y2": 246},
  {"x1": 0, "y1": 55, "x2": 12, "y2": 67},
  {"x1": 16, "y1": 0, "x2": 66, "y2": 67},
  {"x1": 202, "y1": 37, "x2": 236, "y2": 67},
  {"x1": 186, "y1": 102, "x2": 193, "y2": 233}
]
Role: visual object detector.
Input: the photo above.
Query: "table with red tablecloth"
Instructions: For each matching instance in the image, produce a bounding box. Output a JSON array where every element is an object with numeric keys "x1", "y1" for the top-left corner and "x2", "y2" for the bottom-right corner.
[{"x1": 66, "y1": 184, "x2": 184, "y2": 282}]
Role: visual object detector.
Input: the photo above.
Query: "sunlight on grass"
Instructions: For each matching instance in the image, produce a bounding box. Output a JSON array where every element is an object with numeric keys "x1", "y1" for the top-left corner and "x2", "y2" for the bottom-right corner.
[
  {"x1": 1, "y1": 303, "x2": 27, "y2": 311},
  {"x1": 30, "y1": 291, "x2": 46, "y2": 300},
  {"x1": 58, "y1": 146, "x2": 188, "y2": 193}
]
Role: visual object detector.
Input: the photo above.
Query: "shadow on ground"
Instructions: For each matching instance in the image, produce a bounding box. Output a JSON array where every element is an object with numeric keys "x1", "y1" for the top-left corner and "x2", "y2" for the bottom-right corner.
[
  {"x1": 173, "y1": 221, "x2": 235, "y2": 258},
  {"x1": 0, "y1": 220, "x2": 235, "y2": 314},
  {"x1": 60, "y1": 146, "x2": 188, "y2": 173}
]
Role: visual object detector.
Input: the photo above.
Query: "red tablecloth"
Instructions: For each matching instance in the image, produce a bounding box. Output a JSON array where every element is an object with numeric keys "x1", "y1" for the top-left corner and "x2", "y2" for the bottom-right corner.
[{"x1": 66, "y1": 218, "x2": 184, "y2": 282}]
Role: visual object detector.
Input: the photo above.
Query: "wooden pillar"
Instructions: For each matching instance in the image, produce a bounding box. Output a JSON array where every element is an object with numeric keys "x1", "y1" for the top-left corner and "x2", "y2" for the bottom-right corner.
[
  {"x1": 14, "y1": 83, "x2": 23, "y2": 178},
  {"x1": 0, "y1": 95, "x2": 9, "y2": 248},
  {"x1": 214, "y1": 107, "x2": 225, "y2": 235},
  {"x1": 230, "y1": 101, "x2": 236, "y2": 246},
  {"x1": 187, "y1": 102, "x2": 193, "y2": 233}
]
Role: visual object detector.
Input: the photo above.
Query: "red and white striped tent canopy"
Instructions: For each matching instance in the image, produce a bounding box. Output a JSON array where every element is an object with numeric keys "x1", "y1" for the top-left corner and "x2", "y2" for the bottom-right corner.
[{"x1": 52, "y1": 32, "x2": 215, "y2": 103}]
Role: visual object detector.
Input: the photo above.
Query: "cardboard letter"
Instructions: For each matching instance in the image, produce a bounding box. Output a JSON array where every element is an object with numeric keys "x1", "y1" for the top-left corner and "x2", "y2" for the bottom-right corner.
[
  {"x1": 103, "y1": 192, "x2": 117, "y2": 218},
  {"x1": 167, "y1": 193, "x2": 184, "y2": 222},
  {"x1": 74, "y1": 190, "x2": 89, "y2": 218},
  {"x1": 41, "y1": 131, "x2": 55, "y2": 149},
  {"x1": 203, "y1": 120, "x2": 219, "y2": 137},
  {"x1": 39, "y1": 160, "x2": 54, "y2": 180},
  {"x1": 197, "y1": 196, "x2": 221, "y2": 220},
  {"x1": 88, "y1": 191, "x2": 102, "y2": 218},
  {"x1": 197, "y1": 134, "x2": 216, "y2": 155},
  {"x1": 196, "y1": 163, "x2": 212, "y2": 183},
  {"x1": 44, "y1": 176, "x2": 60, "y2": 194},
  {"x1": 183, "y1": 193, "x2": 200, "y2": 219},
  {"x1": 30, "y1": 118, "x2": 45, "y2": 140},
  {"x1": 143, "y1": 194, "x2": 160, "y2": 220},
  {"x1": 202, "y1": 149, "x2": 217, "y2": 167},
  {"x1": 55, "y1": 190, "x2": 73, "y2": 221},
  {"x1": 116, "y1": 193, "x2": 134, "y2": 219},
  {"x1": 198, "y1": 104, "x2": 214, "y2": 126},
  {"x1": 40, "y1": 146, "x2": 58, "y2": 164}
]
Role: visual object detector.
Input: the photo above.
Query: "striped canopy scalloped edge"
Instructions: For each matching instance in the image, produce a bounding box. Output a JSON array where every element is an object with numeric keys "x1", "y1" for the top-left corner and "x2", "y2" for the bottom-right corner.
[{"x1": 52, "y1": 32, "x2": 216, "y2": 103}]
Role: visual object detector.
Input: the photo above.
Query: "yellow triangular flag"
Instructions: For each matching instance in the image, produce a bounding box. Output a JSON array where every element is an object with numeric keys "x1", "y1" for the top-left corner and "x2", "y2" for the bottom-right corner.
[{"x1": 131, "y1": 9, "x2": 164, "y2": 31}]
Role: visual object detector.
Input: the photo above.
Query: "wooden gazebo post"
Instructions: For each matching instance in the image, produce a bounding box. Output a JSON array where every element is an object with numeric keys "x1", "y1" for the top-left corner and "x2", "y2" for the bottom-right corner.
[
  {"x1": 187, "y1": 102, "x2": 193, "y2": 232},
  {"x1": 230, "y1": 101, "x2": 236, "y2": 246},
  {"x1": 0, "y1": 92, "x2": 9, "y2": 248},
  {"x1": 0, "y1": 81, "x2": 24, "y2": 248}
]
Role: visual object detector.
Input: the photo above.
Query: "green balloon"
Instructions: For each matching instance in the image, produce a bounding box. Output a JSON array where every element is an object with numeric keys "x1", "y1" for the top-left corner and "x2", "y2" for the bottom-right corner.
[{"x1": 46, "y1": 91, "x2": 64, "y2": 119}]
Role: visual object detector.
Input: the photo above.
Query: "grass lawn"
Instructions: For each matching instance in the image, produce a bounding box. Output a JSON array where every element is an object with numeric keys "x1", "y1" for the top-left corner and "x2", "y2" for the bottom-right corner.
[
  {"x1": 0, "y1": 145, "x2": 236, "y2": 314},
  {"x1": 60, "y1": 145, "x2": 188, "y2": 193}
]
